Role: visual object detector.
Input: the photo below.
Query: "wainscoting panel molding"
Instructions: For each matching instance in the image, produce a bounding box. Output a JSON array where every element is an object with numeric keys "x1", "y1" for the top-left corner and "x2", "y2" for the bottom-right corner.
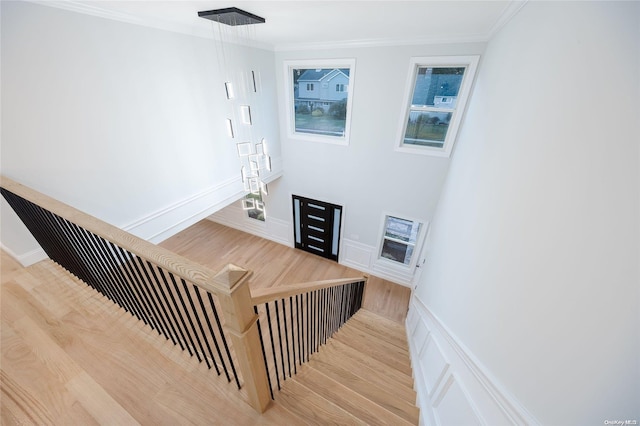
[
  {"x1": 341, "y1": 238, "x2": 414, "y2": 287},
  {"x1": 407, "y1": 296, "x2": 539, "y2": 426},
  {"x1": 340, "y1": 239, "x2": 373, "y2": 271}
]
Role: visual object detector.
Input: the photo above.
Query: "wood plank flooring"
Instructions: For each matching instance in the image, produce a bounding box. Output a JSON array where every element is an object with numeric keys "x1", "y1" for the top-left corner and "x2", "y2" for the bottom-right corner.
[
  {"x1": 1, "y1": 219, "x2": 417, "y2": 424},
  {"x1": 160, "y1": 220, "x2": 411, "y2": 323}
]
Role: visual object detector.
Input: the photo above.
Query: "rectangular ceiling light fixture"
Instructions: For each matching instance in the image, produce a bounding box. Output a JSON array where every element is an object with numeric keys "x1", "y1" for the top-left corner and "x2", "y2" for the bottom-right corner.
[{"x1": 198, "y1": 7, "x2": 265, "y2": 26}]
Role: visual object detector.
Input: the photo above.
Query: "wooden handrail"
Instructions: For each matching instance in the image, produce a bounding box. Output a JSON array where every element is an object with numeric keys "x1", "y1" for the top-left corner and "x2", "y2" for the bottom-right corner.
[
  {"x1": 1, "y1": 176, "x2": 230, "y2": 296},
  {"x1": 251, "y1": 276, "x2": 367, "y2": 305}
]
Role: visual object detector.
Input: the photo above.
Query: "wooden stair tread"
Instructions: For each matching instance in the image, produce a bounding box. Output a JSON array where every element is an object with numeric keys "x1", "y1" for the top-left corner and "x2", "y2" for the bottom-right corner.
[
  {"x1": 348, "y1": 310, "x2": 409, "y2": 352},
  {"x1": 314, "y1": 340, "x2": 416, "y2": 402},
  {"x1": 332, "y1": 326, "x2": 413, "y2": 376},
  {"x1": 275, "y1": 379, "x2": 365, "y2": 425},
  {"x1": 294, "y1": 365, "x2": 416, "y2": 425},
  {"x1": 308, "y1": 352, "x2": 419, "y2": 422},
  {"x1": 338, "y1": 315, "x2": 410, "y2": 356}
]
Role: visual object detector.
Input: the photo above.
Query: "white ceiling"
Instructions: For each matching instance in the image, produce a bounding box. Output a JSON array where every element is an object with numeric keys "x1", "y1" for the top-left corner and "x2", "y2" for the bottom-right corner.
[{"x1": 33, "y1": 1, "x2": 527, "y2": 50}]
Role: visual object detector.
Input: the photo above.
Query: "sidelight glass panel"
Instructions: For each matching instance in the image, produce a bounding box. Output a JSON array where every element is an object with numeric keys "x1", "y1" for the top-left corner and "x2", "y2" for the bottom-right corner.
[
  {"x1": 331, "y1": 208, "x2": 341, "y2": 256},
  {"x1": 294, "y1": 199, "x2": 301, "y2": 244}
]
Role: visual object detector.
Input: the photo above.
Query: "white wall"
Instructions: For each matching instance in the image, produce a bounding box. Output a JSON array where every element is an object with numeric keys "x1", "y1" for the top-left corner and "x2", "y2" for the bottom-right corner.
[
  {"x1": 411, "y1": 1, "x2": 640, "y2": 424},
  {"x1": 212, "y1": 41, "x2": 485, "y2": 286},
  {"x1": 0, "y1": 1, "x2": 281, "y2": 264}
]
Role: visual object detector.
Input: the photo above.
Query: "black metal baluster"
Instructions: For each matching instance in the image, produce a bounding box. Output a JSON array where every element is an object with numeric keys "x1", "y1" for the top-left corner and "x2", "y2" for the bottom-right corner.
[
  {"x1": 193, "y1": 286, "x2": 225, "y2": 377},
  {"x1": 330, "y1": 286, "x2": 337, "y2": 335},
  {"x1": 180, "y1": 278, "x2": 214, "y2": 369},
  {"x1": 206, "y1": 293, "x2": 240, "y2": 389},
  {"x1": 144, "y1": 262, "x2": 184, "y2": 349},
  {"x1": 58, "y1": 219, "x2": 111, "y2": 299},
  {"x1": 94, "y1": 237, "x2": 138, "y2": 317},
  {"x1": 168, "y1": 273, "x2": 203, "y2": 362},
  {"x1": 135, "y1": 259, "x2": 179, "y2": 346},
  {"x1": 281, "y1": 299, "x2": 291, "y2": 378},
  {"x1": 1, "y1": 192, "x2": 58, "y2": 266},
  {"x1": 156, "y1": 268, "x2": 194, "y2": 356},
  {"x1": 115, "y1": 246, "x2": 159, "y2": 331},
  {"x1": 89, "y1": 231, "x2": 138, "y2": 314},
  {"x1": 129, "y1": 254, "x2": 171, "y2": 338},
  {"x1": 305, "y1": 293, "x2": 311, "y2": 361},
  {"x1": 264, "y1": 302, "x2": 281, "y2": 390},
  {"x1": 72, "y1": 227, "x2": 118, "y2": 302},
  {"x1": 254, "y1": 306, "x2": 274, "y2": 399},
  {"x1": 296, "y1": 294, "x2": 303, "y2": 365},
  {"x1": 112, "y1": 243, "x2": 155, "y2": 327},
  {"x1": 136, "y1": 257, "x2": 178, "y2": 343},
  {"x1": 289, "y1": 296, "x2": 297, "y2": 374},
  {"x1": 274, "y1": 299, "x2": 286, "y2": 381},
  {"x1": 322, "y1": 288, "x2": 328, "y2": 344}
]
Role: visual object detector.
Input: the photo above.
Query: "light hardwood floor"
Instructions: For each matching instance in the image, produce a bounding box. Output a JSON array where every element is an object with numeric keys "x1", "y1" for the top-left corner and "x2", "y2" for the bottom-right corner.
[
  {"x1": 1, "y1": 220, "x2": 416, "y2": 424},
  {"x1": 160, "y1": 220, "x2": 411, "y2": 323}
]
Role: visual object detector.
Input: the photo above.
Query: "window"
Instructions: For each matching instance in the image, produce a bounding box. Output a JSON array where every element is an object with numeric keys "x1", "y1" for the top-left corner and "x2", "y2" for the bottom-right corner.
[
  {"x1": 379, "y1": 216, "x2": 421, "y2": 266},
  {"x1": 397, "y1": 56, "x2": 479, "y2": 157},
  {"x1": 284, "y1": 59, "x2": 356, "y2": 145}
]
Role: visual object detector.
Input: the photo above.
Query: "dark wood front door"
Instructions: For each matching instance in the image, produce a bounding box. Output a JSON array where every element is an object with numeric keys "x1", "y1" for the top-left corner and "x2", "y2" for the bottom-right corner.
[{"x1": 292, "y1": 195, "x2": 342, "y2": 262}]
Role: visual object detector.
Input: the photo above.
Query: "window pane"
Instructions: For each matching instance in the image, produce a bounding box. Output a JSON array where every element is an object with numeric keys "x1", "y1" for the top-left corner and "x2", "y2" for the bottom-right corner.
[
  {"x1": 381, "y1": 239, "x2": 414, "y2": 265},
  {"x1": 385, "y1": 216, "x2": 420, "y2": 244},
  {"x1": 411, "y1": 67, "x2": 465, "y2": 108},
  {"x1": 403, "y1": 111, "x2": 451, "y2": 147},
  {"x1": 293, "y1": 68, "x2": 350, "y2": 137}
]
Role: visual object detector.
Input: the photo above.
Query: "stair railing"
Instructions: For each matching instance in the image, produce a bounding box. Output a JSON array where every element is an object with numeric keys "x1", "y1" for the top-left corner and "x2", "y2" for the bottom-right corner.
[
  {"x1": 0, "y1": 176, "x2": 271, "y2": 413},
  {"x1": 0, "y1": 176, "x2": 367, "y2": 411},
  {"x1": 251, "y1": 277, "x2": 367, "y2": 398}
]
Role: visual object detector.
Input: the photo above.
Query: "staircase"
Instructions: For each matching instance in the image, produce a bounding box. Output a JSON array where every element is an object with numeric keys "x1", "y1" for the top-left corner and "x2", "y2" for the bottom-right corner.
[
  {"x1": 1, "y1": 177, "x2": 420, "y2": 424},
  {"x1": 275, "y1": 309, "x2": 419, "y2": 425}
]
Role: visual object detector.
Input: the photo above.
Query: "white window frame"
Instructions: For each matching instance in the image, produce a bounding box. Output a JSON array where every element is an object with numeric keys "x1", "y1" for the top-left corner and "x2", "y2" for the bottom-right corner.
[
  {"x1": 395, "y1": 55, "x2": 479, "y2": 157},
  {"x1": 284, "y1": 58, "x2": 356, "y2": 146},
  {"x1": 375, "y1": 213, "x2": 427, "y2": 271}
]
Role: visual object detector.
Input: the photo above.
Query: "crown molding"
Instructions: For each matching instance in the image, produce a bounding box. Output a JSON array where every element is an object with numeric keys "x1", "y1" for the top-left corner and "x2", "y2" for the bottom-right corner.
[
  {"x1": 487, "y1": 0, "x2": 529, "y2": 39},
  {"x1": 274, "y1": 33, "x2": 490, "y2": 52}
]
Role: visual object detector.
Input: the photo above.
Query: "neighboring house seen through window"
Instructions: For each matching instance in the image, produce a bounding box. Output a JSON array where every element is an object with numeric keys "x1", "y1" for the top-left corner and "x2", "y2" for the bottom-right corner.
[{"x1": 284, "y1": 59, "x2": 356, "y2": 145}]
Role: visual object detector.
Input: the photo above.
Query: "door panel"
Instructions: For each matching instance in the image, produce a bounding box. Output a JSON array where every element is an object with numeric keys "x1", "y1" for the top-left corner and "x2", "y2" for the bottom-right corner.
[{"x1": 292, "y1": 195, "x2": 342, "y2": 261}]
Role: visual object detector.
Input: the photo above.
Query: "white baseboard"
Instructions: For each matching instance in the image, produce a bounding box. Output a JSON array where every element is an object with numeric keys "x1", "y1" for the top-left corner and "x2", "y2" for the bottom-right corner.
[
  {"x1": 407, "y1": 296, "x2": 539, "y2": 426},
  {"x1": 208, "y1": 203, "x2": 292, "y2": 247},
  {"x1": 121, "y1": 176, "x2": 246, "y2": 244},
  {"x1": 1, "y1": 243, "x2": 48, "y2": 267}
]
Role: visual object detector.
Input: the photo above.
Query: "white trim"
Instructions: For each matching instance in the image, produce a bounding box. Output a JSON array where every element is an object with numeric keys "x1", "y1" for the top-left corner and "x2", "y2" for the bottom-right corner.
[
  {"x1": 121, "y1": 170, "x2": 282, "y2": 244},
  {"x1": 121, "y1": 176, "x2": 242, "y2": 243},
  {"x1": 374, "y1": 212, "x2": 428, "y2": 272},
  {"x1": 407, "y1": 295, "x2": 540, "y2": 426},
  {"x1": 395, "y1": 55, "x2": 480, "y2": 158},
  {"x1": 208, "y1": 203, "x2": 292, "y2": 247},
  {"x1": 487, "y1": 1, "x2": 529, "y2": 40},
  {"x1": 283, "y1": 58, "x2": 356, "y2": 146},
  {"x1": 0, "y1": 243, "x2": 48, "y2": 267},
  {"x1": 275, "y1": 34, "x2": 490, "y2": 52}
]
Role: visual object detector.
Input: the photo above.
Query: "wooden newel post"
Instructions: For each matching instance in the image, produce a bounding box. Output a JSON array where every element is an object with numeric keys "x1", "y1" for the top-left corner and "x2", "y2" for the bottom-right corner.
[{"x1": 214, "y1": 264, "x2": 271, "y2": 413}]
